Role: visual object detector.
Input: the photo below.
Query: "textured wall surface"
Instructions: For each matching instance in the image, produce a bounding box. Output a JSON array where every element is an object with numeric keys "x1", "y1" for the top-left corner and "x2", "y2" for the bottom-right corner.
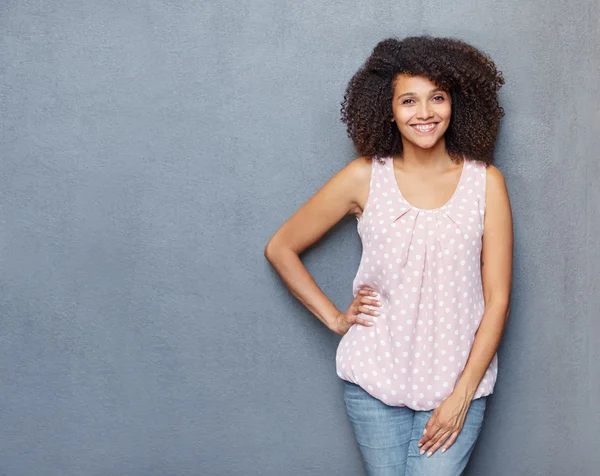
[{"x1": 0, "y1": 1, "x2": 599, "y2": 475}]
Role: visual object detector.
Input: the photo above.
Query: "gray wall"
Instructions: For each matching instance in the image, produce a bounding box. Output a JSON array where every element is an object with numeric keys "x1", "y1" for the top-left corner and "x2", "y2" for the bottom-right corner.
[{"x1": 0, "y1": 1, "x2": 598, "y2": 475}]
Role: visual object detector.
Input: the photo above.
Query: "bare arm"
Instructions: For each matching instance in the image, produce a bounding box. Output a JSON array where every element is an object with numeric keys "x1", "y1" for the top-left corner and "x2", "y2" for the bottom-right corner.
[
  {"x1": 453, "y1": 164, "x2": 514, "y2": 398},
  {"x1": 264, "y1": 157, "x2": 371, "y2": 330}
]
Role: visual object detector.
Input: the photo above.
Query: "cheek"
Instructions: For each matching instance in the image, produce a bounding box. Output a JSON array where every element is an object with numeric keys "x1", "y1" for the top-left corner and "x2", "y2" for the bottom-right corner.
[
  {"x1": 395, "y1": 122, "x2": 413, "y2": 137},
  {"x1": 394, "y1": 111, "x2": 414, "y2": 132},
  {"x1": 439, "y1": 104, "x2": 452, "y2": 121},
  {"x1": 395, "y1": 109, "x2": 412, "y2": 124}
]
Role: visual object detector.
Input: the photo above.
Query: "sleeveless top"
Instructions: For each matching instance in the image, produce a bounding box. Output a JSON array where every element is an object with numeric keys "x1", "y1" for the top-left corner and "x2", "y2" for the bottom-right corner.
[{"x1": 335, "y1": 155, "x2": 498, "y2": 411}]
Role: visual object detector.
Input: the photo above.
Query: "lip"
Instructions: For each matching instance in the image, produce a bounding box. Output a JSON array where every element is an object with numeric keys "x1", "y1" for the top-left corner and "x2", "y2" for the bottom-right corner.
[{"x1": 410, "y1": 122, "x2": 439, "y2": 133}]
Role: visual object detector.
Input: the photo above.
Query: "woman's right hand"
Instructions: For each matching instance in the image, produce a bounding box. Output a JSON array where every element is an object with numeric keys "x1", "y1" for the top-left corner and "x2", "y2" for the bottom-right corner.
[{"x1": 329, "y1": 287, "x2": 383, "y2": 335}]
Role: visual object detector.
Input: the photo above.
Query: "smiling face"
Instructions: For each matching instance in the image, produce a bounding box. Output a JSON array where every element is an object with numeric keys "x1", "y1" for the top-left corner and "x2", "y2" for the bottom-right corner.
[{"x1": 391, "y1": 74, "x2": 452, "y2": 151}]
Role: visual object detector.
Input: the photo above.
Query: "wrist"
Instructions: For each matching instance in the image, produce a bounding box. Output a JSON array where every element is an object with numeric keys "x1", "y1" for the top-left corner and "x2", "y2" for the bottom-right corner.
[
  {"x1": 453, "y1": 379, "x2": 478, "y2": 400},
  {"x1": 325, "y1": 311, "x2": 342, "y2": 332}
]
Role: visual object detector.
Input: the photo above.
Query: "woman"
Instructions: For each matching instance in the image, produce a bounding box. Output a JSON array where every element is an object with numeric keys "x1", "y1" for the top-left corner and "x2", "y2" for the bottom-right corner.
[{"x1": 264, "y1": 35, "x2": 512, "y2": 476}]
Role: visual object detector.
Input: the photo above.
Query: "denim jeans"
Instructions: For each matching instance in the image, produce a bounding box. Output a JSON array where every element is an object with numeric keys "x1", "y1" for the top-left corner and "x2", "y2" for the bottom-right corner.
[{"x1": 343, "y1": 380, "x2": 487, "y2": 476}]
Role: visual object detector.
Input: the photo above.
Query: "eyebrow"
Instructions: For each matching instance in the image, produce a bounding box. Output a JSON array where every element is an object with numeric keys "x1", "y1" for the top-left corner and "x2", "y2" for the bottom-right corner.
[{"x1": 397, "y1": 88, "x2": 444, "y2": 99}]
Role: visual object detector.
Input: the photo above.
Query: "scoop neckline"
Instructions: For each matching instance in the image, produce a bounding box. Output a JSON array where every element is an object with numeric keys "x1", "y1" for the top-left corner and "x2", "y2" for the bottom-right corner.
[{"x1": 389, "y1": 155, "x2": 467, "y2": 212}]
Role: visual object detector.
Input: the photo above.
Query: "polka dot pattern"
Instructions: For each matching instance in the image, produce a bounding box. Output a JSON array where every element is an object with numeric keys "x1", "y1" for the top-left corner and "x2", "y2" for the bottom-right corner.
[{"x1": 335, "y1": 156, "x2": 498, "y2": 411}]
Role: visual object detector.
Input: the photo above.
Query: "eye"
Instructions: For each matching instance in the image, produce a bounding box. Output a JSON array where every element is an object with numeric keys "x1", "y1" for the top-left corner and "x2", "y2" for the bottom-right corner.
[
  {"x1": 402, "y1": 98, "x2": 415, "y2": 105},
  {"x1": 433, "y1": 95, "x2": 445, "y2": 101}
]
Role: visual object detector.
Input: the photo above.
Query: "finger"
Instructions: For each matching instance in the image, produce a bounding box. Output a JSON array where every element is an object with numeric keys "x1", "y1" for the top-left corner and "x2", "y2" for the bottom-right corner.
[
  {"x1": 350, "y1": 314, "x2": 374, "y2": 327},
  {"x1": 360, "y1": 296, "x2": 382, "y2": 307},
  {"x1": 357, "y1": 304, "x2": 380, "y2": 317},
  {"x1": 424, "y1": 429, "x2": 453, "y2": 457},
  {"x1": 359, "y1": 300, "x2": 382, "y2": 315},
  {"x1": 357, "y1": 287, "x2": 379, "y2": 299},
  {"x1": 441, "y1": 431, "x2": 459, "y2": 454},
  {"x1": 419, "y1": 425, "x2": 444, "y2": 453},
  {"x1": 418, "y1": 418, "x2": 438, "y2": 446},
  {"x1": 356, "y1": 287, "x2": 373, "y2": 295},
  {"x1": 356, "y1": 317, "x2": 374, "y2": 327},
  {"x1": 420, "y1": 426, "x2": 448, "y2": 455},
  {"x1": 358, "y1": 287, "x2": 376, "y2": 295}
]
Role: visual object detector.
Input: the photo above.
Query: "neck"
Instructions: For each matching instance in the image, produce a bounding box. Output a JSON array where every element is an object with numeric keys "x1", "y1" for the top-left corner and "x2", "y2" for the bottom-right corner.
[{"x1": 395, "y1": 137, "x2": 454, "y2": 170}]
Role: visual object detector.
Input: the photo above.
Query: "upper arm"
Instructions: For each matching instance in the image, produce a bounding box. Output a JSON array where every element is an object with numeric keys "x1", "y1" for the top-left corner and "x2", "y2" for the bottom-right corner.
[
  {"x1": 481, "y1": 165, "x2": 513, "y2": 308},
  {"x1": 264, "y1": 157, "x2": 371, "y2": 256}
]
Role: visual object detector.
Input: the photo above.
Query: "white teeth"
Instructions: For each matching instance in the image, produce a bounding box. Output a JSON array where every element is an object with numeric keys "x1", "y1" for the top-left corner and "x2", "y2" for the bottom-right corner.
[{"x1": 414, "y1": 123, "x2": 436, "y2": 131}]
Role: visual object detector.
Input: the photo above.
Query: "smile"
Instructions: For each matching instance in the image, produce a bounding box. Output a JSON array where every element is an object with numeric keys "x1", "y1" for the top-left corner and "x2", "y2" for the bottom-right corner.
[{"x1": 410, "y1": 123, "x2": 439, "y2": 133}]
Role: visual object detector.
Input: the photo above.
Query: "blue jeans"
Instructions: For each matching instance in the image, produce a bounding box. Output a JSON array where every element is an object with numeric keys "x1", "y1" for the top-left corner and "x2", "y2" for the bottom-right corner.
[{"x1": 343, "y1": 380, "x2": 487, "y2": 476}]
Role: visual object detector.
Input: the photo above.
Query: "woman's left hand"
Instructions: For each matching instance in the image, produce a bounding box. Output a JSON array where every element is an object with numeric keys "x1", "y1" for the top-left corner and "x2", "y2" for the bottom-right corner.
[{"x1": 417, "y1": 391, "x2": 472, "y2": 457}]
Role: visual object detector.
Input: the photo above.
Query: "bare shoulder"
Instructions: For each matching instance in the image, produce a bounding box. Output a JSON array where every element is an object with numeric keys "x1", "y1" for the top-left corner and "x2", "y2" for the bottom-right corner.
[
  {"x1": 343, "y1": 156, "x2": 373, "y2": 215},
  {"x1": 485, "y1": 164, "x2": 506, "y2": 185},
  {"x1": 344, "y1": 155, "x2": 373, "y2": 183},
  {"x1": 484, "y1": 164, "x2": 512, "y2": 222},
  {"x1": 485, "y1": 164, "x2": 509, "y2": 197}
]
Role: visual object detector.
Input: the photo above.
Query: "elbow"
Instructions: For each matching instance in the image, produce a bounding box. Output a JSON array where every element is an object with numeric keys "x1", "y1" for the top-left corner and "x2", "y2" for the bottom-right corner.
[
  {"x1": 264, "y1": 238, "x2": 281, "y2": 262},
  {"x1": 264, "y1": 241, "x2": 274, "y2": 261},
  {"x1": 484, "y1": 292, "x2": 511, "y2": 315},
  {"x1": 265, "y1": 232, "x2": 298, "y2": 263},
  {"x1": 265, "y1": 239, "x2": 295, "y2": 265}
]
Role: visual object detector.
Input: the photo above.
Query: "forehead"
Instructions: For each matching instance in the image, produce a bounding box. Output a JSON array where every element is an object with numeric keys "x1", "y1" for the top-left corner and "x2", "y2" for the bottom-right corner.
[{"x1": 393, "y1": 74, "x2": 443, "y2": 94}]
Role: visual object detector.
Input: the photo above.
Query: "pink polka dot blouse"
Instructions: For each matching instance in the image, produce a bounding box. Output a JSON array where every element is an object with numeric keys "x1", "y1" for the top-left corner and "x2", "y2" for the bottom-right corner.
[{"x1": 335, "y1": 155, "x2": 498, "y2": 410}]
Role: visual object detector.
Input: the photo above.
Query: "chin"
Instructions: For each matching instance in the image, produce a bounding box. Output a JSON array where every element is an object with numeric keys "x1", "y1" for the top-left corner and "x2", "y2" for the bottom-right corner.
[{"x1": 412, "y1": 138, "x2": 441, "y2": 149}]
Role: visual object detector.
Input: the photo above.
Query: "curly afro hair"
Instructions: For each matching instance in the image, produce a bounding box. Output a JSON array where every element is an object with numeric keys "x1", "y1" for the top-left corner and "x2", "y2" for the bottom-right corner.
[{"x1": 340, "y1": 35, "x2": 505, "y2": 165}]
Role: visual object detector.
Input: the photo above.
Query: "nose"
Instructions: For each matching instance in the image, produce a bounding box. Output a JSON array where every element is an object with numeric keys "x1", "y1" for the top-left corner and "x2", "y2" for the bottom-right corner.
[{"x1": 416, "y1": 101, "x2": 434, "y2": 121}]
